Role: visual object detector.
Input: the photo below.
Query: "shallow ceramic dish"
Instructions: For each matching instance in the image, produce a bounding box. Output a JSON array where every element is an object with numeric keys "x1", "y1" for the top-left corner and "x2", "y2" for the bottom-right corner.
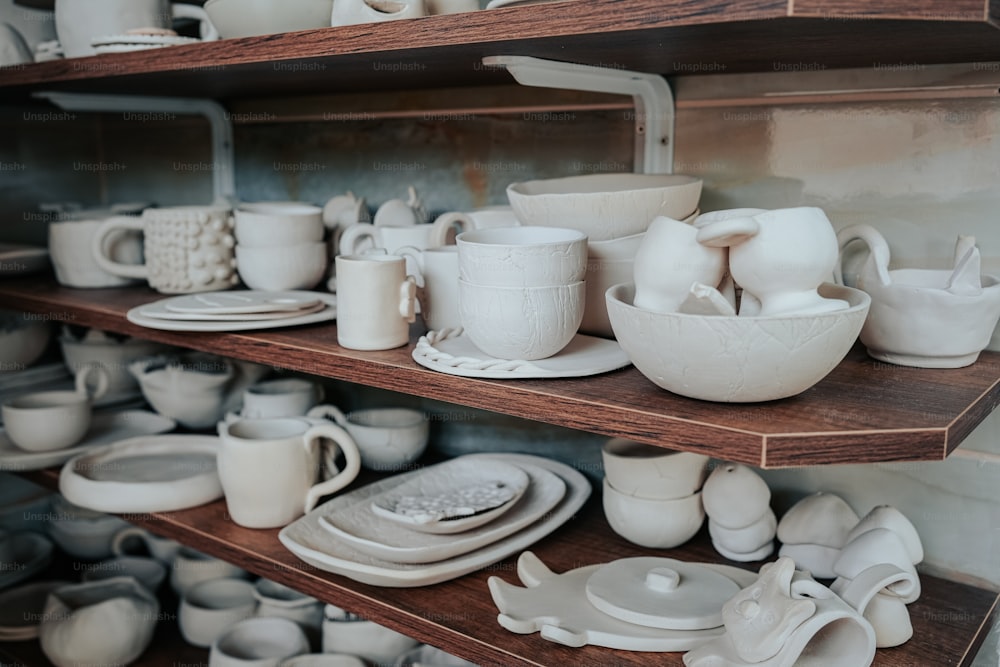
[
  {"x1": 0, "y1": 410, "x2": 176, "y2": 473},
  {"x1": 412, "y1": 328, "x2": 631, "y2": 379},
  {"x1": 59, "y1": 434, "x2": 222, "y2": 514},
  {"x1": 140, "y1": 300, "x2": 325, "y2": 322},
  {"x1": 0, "y1": 580, "x2": 72, "y2": 641},
  {"x1": 318, "y1": 460, "x2": 563, "y2": 563},
  {"x1": 506, "y1": 173, "x2": 702, "y2": 242},
  {"x1": 127, "y1": 293, "x2": 336, "y2": 332},
  {"x1": 606, "y1": 282, "x2": 870, "y2": 402},
  {"x1": 165, "y1": 290, "x2": 324, "y2": 315},
  {"x1": 278, "y1": 453, "x2": 590, "y2": 587}
]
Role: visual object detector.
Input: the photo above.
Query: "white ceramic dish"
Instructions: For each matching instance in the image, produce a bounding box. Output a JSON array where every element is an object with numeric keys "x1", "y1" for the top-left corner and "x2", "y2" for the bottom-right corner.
[
  {"x1": 318, "y1": 460, "x2": 563, "y2": 564},
  {"x1": 0, "y1": 243, "x2": 50, "y2": 275},
  {"x1": 0, "y1": 410, "x2": 176, "y2": 472},
  {"x1": 59, "y1": 434, "x2": 222, "y2": 513},
  {"x1": 91, "y1": 34, "x2": 200, "y2": 47},
  {"x1": 164, "y1": 290, "x2": 324, "y2": 315},
  {"x1": 368, "y1": 457, "x2": 530, "y2": 533},
  {"x1": 0, "y1": 580, "x2": 71, "y2": 641},
  {"x1": 139, "y1": 300, "x2": 326, "y2": 322},
  {"x1": 0, "y1": 532, "x2": 54, "y2": 591},
  {"x1": 127, "y1": 293, "x2": 336, "y2": 332},
  {"x1": 486, "y1": 0, "x2": 566, "y2": 7},
  {"x1": 278, "y1": 453, "x2": 591, "y2": 587},
  {"x1": 412, "y1": 328, "x2": 631, "y2": 379}
]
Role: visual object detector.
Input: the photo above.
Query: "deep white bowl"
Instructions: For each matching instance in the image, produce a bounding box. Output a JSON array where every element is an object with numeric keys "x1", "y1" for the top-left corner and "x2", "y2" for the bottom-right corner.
[
  {"x1": 205, "y1": 0, "x2": 334, "y2": 38},
  {"x1": 602, "y1": 478, "x2": 704, "y2": 549},
  {"x1": 236, "y1": 241, "x2": 328, "y2": 291},
  {"x1": 606, "y1": 282, "x2": 870, "y2": 402},
  {"x1": 506, "y1": 173, "x2": 702, "y2": 242}
]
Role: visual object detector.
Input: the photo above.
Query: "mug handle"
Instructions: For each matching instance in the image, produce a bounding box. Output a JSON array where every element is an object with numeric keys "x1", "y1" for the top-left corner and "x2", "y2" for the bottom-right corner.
[
  {"x1": 302, "y1": 422, "x2": 361, "y2": 513},
  {"x1": 75, "y1": 363, "x2": 110, "y2": 402},
  {"x1": 429, "y1": 212, "x2": 473, "y2": 247},
  {"x1": 92, "y1": 217, "x2": 148, "y2": 279},
  {"x1": 171, "y1": 3, "x2": 220, "y2": 41},
  {"x1": 338, "y1": 223, "x2": 380, "y2": 256},
  {"x1": 110, "y1": 526, "x2": 150, "y2": 557},
  {"x1": 399, "y1": 275, "x2": 417, "y2": 323},
  {"x1": 395, "y1": 245, "x2": 426, "y2": 285},
  {"x1": 306, "y1": 403, "x2": 348, "y2": 425}
]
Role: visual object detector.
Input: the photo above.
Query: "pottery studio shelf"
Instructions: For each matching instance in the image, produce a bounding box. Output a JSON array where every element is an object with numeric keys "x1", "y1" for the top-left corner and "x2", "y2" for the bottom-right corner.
[
  {"x1": 14, "y1": 466, "x2": 999, "y2": 667},
  {"x1": 0, "y1": 0, "x2": 1000, "y2": 100},
  {"x1": 2, "y1": 277, "x2": 1000, "y2": 469}
]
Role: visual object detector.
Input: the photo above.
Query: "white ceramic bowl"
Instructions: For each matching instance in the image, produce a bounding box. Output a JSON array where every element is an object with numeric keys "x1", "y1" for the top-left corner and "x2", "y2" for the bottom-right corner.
[
  {"x1": 205, "y1": 0, "x2": 334, "y2": 38},
  {"x1": 0, "y1": 314, "x2": 51, "y2": 373},
  {"x1": 342, "y1": 407, "x2": 430, "y2": 472},
  {"x1": 210, "y1": 616, "x2": 311, "y2": 666},
  {"x1": 321, "y1": 613, "x2": 419, "y2": 664},
  {"x1": 601, "y1": 438, "x2": 709, "y2": 500},
  {"x1": 581, "y1": 256, "x2": 632, "y2": 339},
  {"x1": 2, "y1": 390, "x2": 93, "y2": 452},
  {"x1": 506, "y1": 173, "x2": 702, "y2": 242},
  {"x1": 458, "y1": 279, "x2": 584, "y2": 361},
  {"x1": 179, "y1": 577, "x2": 257, "y2": 649},
  {"x1": 45, "y1": 497, "x2": 129, "y2": 561},
  {"x1": 234, "y1": 203, "x2": 324, "y2": 247},
  {"x1": 170, "y1": 546, "x2": 250, "y2": 596},
  {"x1": 236, "y1": 241, "x2": 328, "y2": 291},
  {"x1": 456, "y1": 226, "x2": 587, "y2": 288},
  {"x1": 606, "y1": 282, "x2": 870, "y2": 402},
  {"x1": 708, "y1": 509, "x2": 776, "y2": 554},
  {"x1": 602, "y1": 478, "x2": 705, "y2": 548}
]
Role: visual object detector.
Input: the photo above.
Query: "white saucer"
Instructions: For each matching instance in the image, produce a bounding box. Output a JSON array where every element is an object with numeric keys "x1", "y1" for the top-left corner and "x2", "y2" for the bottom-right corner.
[
  {"x1": 412, "y1": 328, "x2": 631, "y2": 379},
  {"x1": 0, "y1": 533, "x2": 54, "y2": 592},
  {"x1": 59, "y1": 434, "x2": 222, "y2": 514},
  {"x1": 0, "y1": 244, "x2": 50, "y2": 276},
  {"x1": 164, "y1": 290, "x2": 324, "y2": 315},
  {"x1": 139, "y1": 300, "x2": 326, "y2": 322},
  {"x1": 0, "y1": 410, "x2": 176, "y2": 472},
  {"x1": 0, "y1": 580, "x2": 71, "y2": 640},
  {"x1": 127, "y1": 293, "x2": 336, "y2": 332}
]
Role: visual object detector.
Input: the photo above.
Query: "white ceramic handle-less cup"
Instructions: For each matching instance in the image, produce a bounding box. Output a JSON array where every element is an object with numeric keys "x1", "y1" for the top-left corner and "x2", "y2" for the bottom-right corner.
[{"x1": 335, "y1": 254, "x2": 417, "y2": 350}]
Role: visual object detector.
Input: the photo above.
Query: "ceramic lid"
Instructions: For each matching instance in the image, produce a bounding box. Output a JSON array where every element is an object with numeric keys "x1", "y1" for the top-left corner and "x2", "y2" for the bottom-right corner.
[{"x1": 584, "y1": 557, "x2": 740, "y2": 630}]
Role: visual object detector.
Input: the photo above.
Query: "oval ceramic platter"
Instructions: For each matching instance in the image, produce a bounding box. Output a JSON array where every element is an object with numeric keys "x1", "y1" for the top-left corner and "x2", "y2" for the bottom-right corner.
[
  {"x1": 0, "y1": 410, "x2": 176, "y2": 472},
  {"x1": 278, "y1": 453, "x2": 591, "y2": 587},
  {"x1": 318, "y1": 459, "x2": 563, "y2": 564},
  {"x1": 59, "y1": 434, "x2": 222, "y2": 513},
  {"x1": 412, "y1": 327, "x2": 631, "y2": 379}
]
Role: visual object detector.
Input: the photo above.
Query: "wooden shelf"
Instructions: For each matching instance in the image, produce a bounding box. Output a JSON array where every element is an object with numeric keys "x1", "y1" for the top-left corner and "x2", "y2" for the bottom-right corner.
[
  {"x1": 2, "y1": 277, "x2": 1000, "y2": 468},
  {"x1": 0, "y1": 0, "x2": 999, "y2": 101},
  {"x1": 16, "y1": 467, "x2": 1000, "y2": 667}
]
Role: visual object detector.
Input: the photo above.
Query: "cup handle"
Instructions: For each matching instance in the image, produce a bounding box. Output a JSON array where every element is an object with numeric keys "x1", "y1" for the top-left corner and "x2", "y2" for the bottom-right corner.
[
  {"x1": 110, "y1": 526, "x2": 149, "y2": 557},
  {"x1": 75, "y1": 363, "x2": 110, "y2": 402},
  {"x1": 338, "y1": 223, "x2": 379, "y2": 256},
  {"x1": 399, "y1": 276, "x2": 417, "y2": 323},
  {"x1": 171, "y1": 3, "x2": 219, "y2": 41},
  {"x1": 834, "y1": 223, "x2": 892, "y2": 287},
  {"x1": 395, "y1": 245, "x2": 426, "y2": 286},
  {"x1": 429, "y1": 212, "x2": 472, "y2": 247},
  {"x1": 92, "y1": 217, "x2": 148, "y2": 279},
  {"x1": 306, "y1": 403, "x2": 348, "y2": 426},
  {"x1": 302, "y1": 423, "x2": 361, "y2": 513}
]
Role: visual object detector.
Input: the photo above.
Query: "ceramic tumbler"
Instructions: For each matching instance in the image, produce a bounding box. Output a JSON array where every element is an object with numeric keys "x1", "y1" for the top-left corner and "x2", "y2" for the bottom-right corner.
[{"x1": 334, "y1": 254, "x2": 417, "y2": 350}]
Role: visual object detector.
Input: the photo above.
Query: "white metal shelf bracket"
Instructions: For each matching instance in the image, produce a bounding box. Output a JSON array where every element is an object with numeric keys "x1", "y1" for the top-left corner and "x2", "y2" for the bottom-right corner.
[
  {"x1": 482, "y1": 55, "x2": 674, "y2": 174},
  {"x1": 33, "y1": 91, "x2": 236, "y2": 206}
]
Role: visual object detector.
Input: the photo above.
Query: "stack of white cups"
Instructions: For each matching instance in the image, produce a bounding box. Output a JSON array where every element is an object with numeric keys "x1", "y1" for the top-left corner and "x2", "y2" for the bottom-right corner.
[
  {"x1": 455, "y1": 226, "x2": 587, "y2": 361},
  {"x1": 234, "y1": 202, "x2": 328, "y2": 291},
  {"x1": 702, "y1": 462, "x2": 777, "y2": 562}
]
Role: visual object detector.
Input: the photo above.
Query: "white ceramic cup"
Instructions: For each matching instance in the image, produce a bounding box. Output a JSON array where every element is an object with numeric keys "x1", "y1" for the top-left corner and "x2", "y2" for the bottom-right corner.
[
  {"x1": 321, "y1": 610, "x2": 419, "y2": 664},
  {"x1": 92, "y1": 206, "x2": 239, "y2": 295},
  {"x1": 601, "y1": 438, "x2": 710, "y2": 500},
  {"x1": 210, "y1": 616, "x2": 310, "y2": 667},
  {"x1": 334, "y1": 254, "x2": 417, "y2": 351},
  {"x1": 217, "y1": 417, "x2": 362, "y2": 529},
  {"x1": 49, "y1": 218, "x2": 144, "y2": 288},
  {"x1": 458, "y1": 279, "x2": 584, "y2": 360},
  {"x1": 307, "y1": 405, "x2": 429, "y2": 472},
  {"x1": 234, "y1": 203, "x2": 325, "y2": 248},
  {"x1": 179, "y1": 577, "x2": 258, "y2": 649},
  {"x1": 2, "y1": 364, "x2": 109, "y2": 451},
  {"x1": 170, "y1": 546, "x2": 250, "y2": 596},
  {"x1": 456, "y1": 225, "x2": 588, "y2": 288},
  {"x1": 253, "y1": 579, "x2": 323, "y2": 636},
  {"x1": 55, "y1": 0, "x2": 218, "y2": 58},
  {"x1": 241, "y1": 378, "x2": 324, "y2": 419},
  {"x1": 235, "y1": 241, "x2": 328, "y2": 291},
  {"x1": 396, "y1": 245, "x2": 461, "y2": 331}
]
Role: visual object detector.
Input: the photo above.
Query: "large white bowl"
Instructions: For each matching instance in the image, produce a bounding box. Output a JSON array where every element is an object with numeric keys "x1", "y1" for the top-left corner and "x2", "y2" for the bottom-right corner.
[
  {"x1": 205, "y1": 0, "x2": 334, "y2": 38},
  {"x1": 606, "y1": 282, "x2": 870, "y2": 402},
  {"x1": 506, "y1": 173, "x2": 702, "y2": 242}
]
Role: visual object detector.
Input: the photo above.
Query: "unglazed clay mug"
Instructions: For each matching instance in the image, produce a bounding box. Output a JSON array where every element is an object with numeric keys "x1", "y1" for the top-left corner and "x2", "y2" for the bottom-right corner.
[
  {"x1": 334, "y1": 254, "x2": 417, "y2": 351},
  {"x1": 49, "y1": 218, "x2": 144, "y2": 288},
  {"x1": 217, "y1": 417, "x2": 361, "y2": 528},
  {"x1": 241, "y1": 378, "x2": 325, "y2": 419},
  {"x1": 92, "y1": 206, "x2": 239, "y2": 294},
  {"x1": 396, "y1": 245, "x2": 461, "y2": 331}
]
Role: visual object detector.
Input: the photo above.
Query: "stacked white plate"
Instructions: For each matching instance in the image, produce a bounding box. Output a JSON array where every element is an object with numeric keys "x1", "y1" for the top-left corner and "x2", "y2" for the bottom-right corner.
[
  {"x1": 127, "y1": 290, "x2": 337, "y2": 332},
  {"x1": 279, "y1": 453, "x2": 592, "y2": 587},
  {"x1": 91, "y1": 33, "x2": 200, "y2": 54}
]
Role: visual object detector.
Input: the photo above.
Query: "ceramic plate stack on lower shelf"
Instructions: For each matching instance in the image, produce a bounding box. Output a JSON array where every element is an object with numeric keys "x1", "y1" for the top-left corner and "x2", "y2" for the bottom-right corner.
[
  {"x1": 126, "y1": 290, "x2": 337, "y2": 332},
  {"x1": 279, "y1": 453, "x2": 591, "y2": 587}
]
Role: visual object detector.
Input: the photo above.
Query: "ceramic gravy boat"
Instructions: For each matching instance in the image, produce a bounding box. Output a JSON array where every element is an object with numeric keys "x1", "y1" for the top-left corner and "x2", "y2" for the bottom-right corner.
[{"x1": 836, "y1": 223, "x2": 1000, "y2": 368}]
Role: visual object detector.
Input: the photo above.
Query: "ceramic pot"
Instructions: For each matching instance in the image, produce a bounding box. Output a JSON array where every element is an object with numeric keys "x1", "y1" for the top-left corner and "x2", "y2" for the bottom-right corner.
[
  {"x1": 60, "y1": 328, "x2": 170, "y2": 399},
  {"x1": 46, "y1": 497, "x2": 129, "y2": 561},
  {"x1": 601, "y1": 438, "x2": 709, "y2": 500}
]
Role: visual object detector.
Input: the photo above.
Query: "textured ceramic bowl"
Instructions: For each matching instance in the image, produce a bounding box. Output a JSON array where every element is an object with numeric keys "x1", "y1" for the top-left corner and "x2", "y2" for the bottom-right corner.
[
  {"x1": 708, "y1": 508, "x2": 777, "y2": 554},
  {"x1": 456, "y1": 226, "x2": 587, "y2": 288},
  {"x1": 606, "y1": 282, "x2": 870, "y2": 402},
  {"x1": 458, "y1": 279, "x2": 584, "y2": 360},
  {"x1": 236, "y1": 241, "x2": 328, "y2": 291},
  {"x1": 204, "y1": 0, "x2": 334, "y2": 38},
  {"x1": 0, "y1": 315, "x2": 51, "y2": 373},
  {"x1": 506, "y1": 173, "x2": 702, "y2": 242},
  {"x1": 581, "y1": 256, "x2": 632, "y2": 339},
  {"x1": 601, "y1": 438, "x2": 709, "y2": 500},
  {"x1": 602, "y1": 478, "x2": 705, "y2": 548}
]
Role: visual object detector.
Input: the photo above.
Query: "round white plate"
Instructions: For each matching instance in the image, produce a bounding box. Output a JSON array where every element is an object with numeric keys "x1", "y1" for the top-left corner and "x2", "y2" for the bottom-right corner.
[
  {"x1": 0, "y1": 410, "x2": 176, "y2": 473},
  {"x1": 127, "y1": 293, "x2": 336, "y2": 332},
  {"x1": 59, "y1": 434, "x2": 222, "y2": 514},
  {"x1": 164, "y1": 290, "x2": 325, "y2": 315},
  {"x1": 412, "y1": 328, "x2": 631, "y2": 379},
  {"x1": 139, "y1": 300, "x2": 326, "y2": 322}
]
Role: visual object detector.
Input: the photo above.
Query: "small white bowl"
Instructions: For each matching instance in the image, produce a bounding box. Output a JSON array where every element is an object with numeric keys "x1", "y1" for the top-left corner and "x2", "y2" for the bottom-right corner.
[
  {"x1": 237, "y1": 241, "x2": 328, "y2": 291},
  {"x1": 506, "y1": 173, "x2": 702, "y2": 242},
  {"x1": 601, "y1": 438, "x2": 709, "y2": 500},
  {"x1": 234, "y1": 203, "x2": 324, "y2": 247},
  {"x1": 602, "y1": 478, "x2": 704, "y2": 549},
  {"x1": 321, "y1": 612, "x2": 419, "y2": 663},
  {"x1": 210, "y1": 616, "x2": 311, "y2": 666},
  {"x1": 606, "y1": 282, "x2": 870, "y2": 402},
  {"x1": 179, "y1": 577, "x2": 257, "y2": 649},
  {"x1": 708, "y1": 509, "x2": 776, "y2": 555},
  {"x1": 45, "y1": 498, "x2": 129, "y2": 561}
]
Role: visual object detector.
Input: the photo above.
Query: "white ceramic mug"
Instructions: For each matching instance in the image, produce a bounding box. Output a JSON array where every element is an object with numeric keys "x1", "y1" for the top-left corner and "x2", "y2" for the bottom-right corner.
[
  {"x1": 334, "y1": 254, "x2": 417, "y2": 351},
  {"x1": 210, "y1": 616, "x2": 310, "y2": 667},
  {"x1": 92, "y1": 206, "x2": 239, "y2": 295},
  {"x1": 49, "y1": 218, "x2": 144, "y2": 288},
  {"x1": 396, "y1": 245, "x2": 461, "y2": 331},
  {"x1": 241, "y1": 378, "x2": 324, "y2": 419},
  {"x1": 217, "y1": 417, "x2": 361, "y2": 529},
  {"x1": 55, "y1": 0, "x2": 218, "y2": 59}
]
